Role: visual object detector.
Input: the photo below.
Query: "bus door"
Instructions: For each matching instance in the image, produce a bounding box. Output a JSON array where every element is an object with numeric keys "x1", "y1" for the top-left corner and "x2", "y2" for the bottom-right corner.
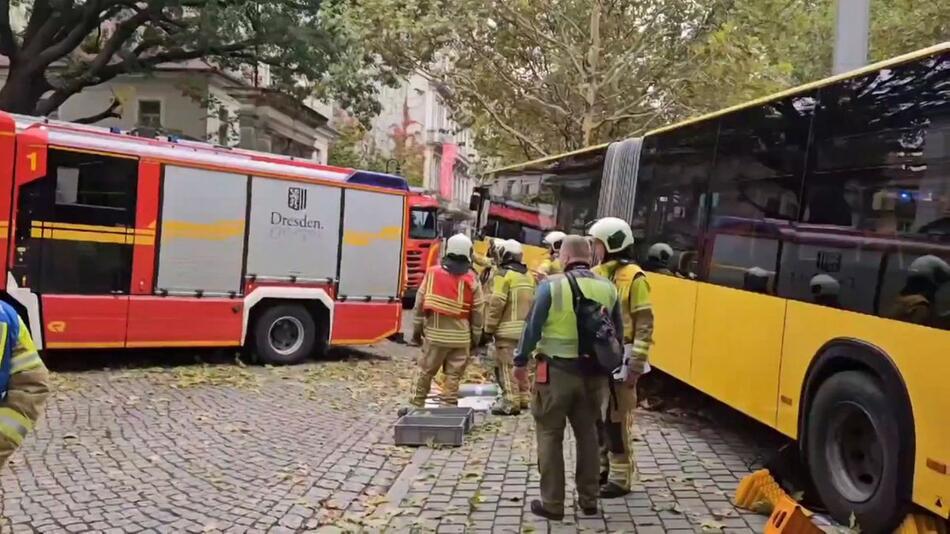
[{"x1": 11, "y1": 132, "x2": 137, "y2": 349}]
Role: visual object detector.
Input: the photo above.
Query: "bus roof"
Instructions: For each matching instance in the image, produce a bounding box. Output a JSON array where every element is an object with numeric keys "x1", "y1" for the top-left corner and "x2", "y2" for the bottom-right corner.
[{"x1": 484, "y1": 41, "x2": 949, "y2": 177}]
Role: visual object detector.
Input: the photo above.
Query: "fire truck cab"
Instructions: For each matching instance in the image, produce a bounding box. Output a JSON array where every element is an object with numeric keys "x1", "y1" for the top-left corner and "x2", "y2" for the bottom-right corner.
[{"x1": 403, "y1": 190, "x2": 440, "y2": 306}]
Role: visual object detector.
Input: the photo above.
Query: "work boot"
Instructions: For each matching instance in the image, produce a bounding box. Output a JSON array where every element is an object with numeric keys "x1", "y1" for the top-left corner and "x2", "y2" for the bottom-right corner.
[
  {"x1": 529, "y1": 499, "x2": 563, "y2": 521},
  {"x1": 599, "y1": 481, "x2": 630, "y2": 499},
  {"x1": 490, "y1": 399, "x2": 521, "y2": 416},
  {"x1": 396, "y1": 406, "x2": 416, "y2": 417}
]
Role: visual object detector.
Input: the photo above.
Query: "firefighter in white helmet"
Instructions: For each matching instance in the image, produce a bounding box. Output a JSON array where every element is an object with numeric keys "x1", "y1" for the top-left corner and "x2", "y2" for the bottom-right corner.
[
  {"x1": 810, "y1": 274, "x2": 841, "y2": 308},
  {"x1": 644, "y1": 243, "x2": 675, "y2": 275},
  {"x1": 408, "y1": 233, "x2": 485, "y2": 408},
  {"x1": 888, "y1": 255, "x2": 950, "y2": 327},
  {"x1": 537, "y1": 231, "x2": 567, "y2": 278},
  {"x1": 588, "y1": 217, "x2": 654, "y2": 498},
  {"x1": 484, "y1": 239, "x2": 536, "y2": 415}
]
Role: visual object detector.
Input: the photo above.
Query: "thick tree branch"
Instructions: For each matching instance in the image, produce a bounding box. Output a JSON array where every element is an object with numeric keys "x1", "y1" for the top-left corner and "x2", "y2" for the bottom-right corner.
[
  {"x1": 32, "y1": 0, "x2": 110, "y2": 69},
  {"x1": 73, "y1": 97, "x2": 122, "y2": 124},
  {"x1": 0, "y1": 0, "x2": 17, "y2": 57},
  {"x1": 455, "y1": 76, "x2": 548, "y2": 158}
]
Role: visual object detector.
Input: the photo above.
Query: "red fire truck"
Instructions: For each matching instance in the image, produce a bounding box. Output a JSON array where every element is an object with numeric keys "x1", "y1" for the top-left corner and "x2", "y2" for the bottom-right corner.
[
  {"x1": 403, "y1": 191, "x2": 440, "y2": 305},
  {"x1": 1, "y1": 112, "x2": 408, "y2": 364}
]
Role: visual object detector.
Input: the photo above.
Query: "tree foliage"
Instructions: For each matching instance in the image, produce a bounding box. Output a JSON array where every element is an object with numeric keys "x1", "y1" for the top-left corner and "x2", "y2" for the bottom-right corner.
[
  {"x1": 346, "y1": 0, "x2": 950, "y2": 164},
  {"x1": 0, "y1": 0, "x2": 408, "y2": 121}
]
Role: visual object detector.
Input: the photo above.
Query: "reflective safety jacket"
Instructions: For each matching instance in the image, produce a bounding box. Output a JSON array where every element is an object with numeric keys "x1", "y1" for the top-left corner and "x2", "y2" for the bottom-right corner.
[
  {"x1": 485, "y1": 263, "x2": 536, "y2": 341},
  {"x1": 594, "y1": 260, "x2": 654, "y2": 373},
  {"x1": 413, "y1": 264, "x2": 485, "y2": 347},
  {"x1": 536, "y1": 257, "x2": 562, "y2": 279},
  {"x1": 0, "y1": 302, "x2": 50, "y2": 470},
  {"x1": 515, "y1": 270, "x2": 621, "y2": 362}
]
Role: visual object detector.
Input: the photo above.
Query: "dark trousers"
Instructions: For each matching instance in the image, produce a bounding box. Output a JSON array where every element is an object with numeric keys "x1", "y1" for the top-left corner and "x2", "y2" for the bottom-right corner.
[{"x1": 532, "y1": 362, "x2": 608, "y2": 514}]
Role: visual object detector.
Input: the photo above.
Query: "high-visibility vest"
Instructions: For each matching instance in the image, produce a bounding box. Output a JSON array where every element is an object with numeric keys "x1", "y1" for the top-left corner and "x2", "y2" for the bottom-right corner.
[
  {"x1": 0, "y1": 302, "x2": 21, "y2": 399},
  {"x1": 594, "y1": 261, "x2": 647, "y2": 343},
  {"x1": 536, "y1": 273, "x2": 618, "y2": 358},
  {"x1": 422, "y1": 265, "x2": 477, "y2": 318},
  {"x1": 489, "y1": 266, "x2": 536, "y2": 340}
]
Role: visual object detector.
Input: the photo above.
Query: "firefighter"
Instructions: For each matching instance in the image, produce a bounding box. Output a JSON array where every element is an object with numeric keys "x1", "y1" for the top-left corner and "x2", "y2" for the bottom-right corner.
[
  {"x1": 484, "y1": 239, "x2": 536, "y2": 415},
  {"x1": 644, "y1": 243, "x2": 675, "y2": 275},
  {"x1": 515, "y1": 235, "x2": 621, "y2": 520},
  {"x1": 888, "y1": 255, "x2": 950, "y2": 327},
  {"x1": 408, "y1": 233, "x2": 485, "y2": 407},
  {"x1": 0, "y1": 302, "x2": 51, "y2": 470},
  {"x1": 536, "y1": 231, "x2": 566, "y2": 278},
  {"x1": 810, "y1": 274, "x2": 842, "y2": 308},
  {"x1": 588, "y1": 217, "x2": 654, "y2": 499}
]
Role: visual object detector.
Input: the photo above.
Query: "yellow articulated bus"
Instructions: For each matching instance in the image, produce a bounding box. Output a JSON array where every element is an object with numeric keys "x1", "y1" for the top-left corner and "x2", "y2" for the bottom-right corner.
[{"x1": 477, "y1": 43, "x2": 949, "y2": 532}]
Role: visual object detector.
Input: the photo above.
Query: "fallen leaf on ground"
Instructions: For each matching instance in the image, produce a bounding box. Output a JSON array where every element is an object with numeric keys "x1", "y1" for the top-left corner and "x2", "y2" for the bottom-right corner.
[{"x1": 700, "y1": 518, "x2": 725, "y2": 532}]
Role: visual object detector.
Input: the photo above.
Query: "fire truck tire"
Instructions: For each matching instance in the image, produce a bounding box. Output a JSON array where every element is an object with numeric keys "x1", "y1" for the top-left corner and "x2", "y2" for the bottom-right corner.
[
  {"x1": 252, "y1": 304, "x2": 317, "y2": 365},
  {"x1": 805, "y1": 371, "x2": 906, "y2": 533}
]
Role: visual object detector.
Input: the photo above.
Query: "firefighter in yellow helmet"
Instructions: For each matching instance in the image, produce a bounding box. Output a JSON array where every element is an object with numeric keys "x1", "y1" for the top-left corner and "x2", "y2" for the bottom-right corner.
[
  {"x1": 408, "y1": 233, "x2": 485, "y2": 407},
  {"x1": 588, "y1": 217, "x2": 654, "y2": 498},
  {"x1": 536, "y1": 231, "x2": 566, "y2": 279},
  {"x1": 484, "y1": 239, "x2": 536, "y2": 415}
]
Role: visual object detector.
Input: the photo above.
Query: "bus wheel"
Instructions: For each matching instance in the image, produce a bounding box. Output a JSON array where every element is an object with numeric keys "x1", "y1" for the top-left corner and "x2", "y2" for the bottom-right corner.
[
  {"x1": 806, "y1": 371, "x2": 906, "y2": 532},
  {"x1": 253, "y1": 304, "x2": 316, "y2": 365}
]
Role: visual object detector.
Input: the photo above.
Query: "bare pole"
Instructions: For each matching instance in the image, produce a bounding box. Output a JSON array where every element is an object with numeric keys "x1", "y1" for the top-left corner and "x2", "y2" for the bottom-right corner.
[{"x1": 832, "y1": 0, "x2": 870, "y2": 75}]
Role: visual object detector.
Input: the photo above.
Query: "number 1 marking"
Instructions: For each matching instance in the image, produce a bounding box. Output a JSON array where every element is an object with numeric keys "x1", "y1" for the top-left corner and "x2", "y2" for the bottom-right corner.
[{"x1": 26, "y1": 152, "x2": 37, "y2": 171}]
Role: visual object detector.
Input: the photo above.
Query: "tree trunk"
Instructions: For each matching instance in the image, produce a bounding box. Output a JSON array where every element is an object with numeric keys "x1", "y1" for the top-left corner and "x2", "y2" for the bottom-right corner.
[
  {"x1": 581, "y1": 0, "x2": 602, "y2": 147},
  {"x1": 0, "y1": 65, "x2": 50, "y2": 115}
]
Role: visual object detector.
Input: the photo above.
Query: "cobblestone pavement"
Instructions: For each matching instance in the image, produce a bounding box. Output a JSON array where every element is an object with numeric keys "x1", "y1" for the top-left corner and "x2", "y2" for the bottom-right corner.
[{"x1": 0, "y1": 332, "x2": 785, "y2": 533}]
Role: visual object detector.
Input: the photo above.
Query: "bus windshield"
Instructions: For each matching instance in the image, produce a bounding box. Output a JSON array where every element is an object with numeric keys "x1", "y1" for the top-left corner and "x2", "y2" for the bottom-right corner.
[{"x1": 409, "y1": 208, "x2": 438, "y2": 240}]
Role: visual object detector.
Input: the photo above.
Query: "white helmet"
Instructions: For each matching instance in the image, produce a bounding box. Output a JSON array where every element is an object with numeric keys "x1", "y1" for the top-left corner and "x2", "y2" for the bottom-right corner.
[
  {"x1": 445, "y1": 233, "x2": 473, "y2": 260},
  {"x1": 647, "y1": 243, "x2": 674, "y2": 264},
  {"x1": 588, "y1": 217, "x2": 634, "y2": 253},
  {"x1": 502, "y1": 239, "x2": 523, "y2": 259},
  {"x1": 543, "y1": 231, "x2": 566, "y2": 249},
  {"x1": 908, "y1": 255, "x2": 950, "y2": 285},
  {"x1": 810, "y1": 274, "x2": 840, "y2": 297}
]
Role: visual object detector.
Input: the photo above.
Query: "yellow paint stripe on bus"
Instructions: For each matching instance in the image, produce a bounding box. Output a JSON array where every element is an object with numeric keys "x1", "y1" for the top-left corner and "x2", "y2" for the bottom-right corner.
[
  {"x1": 343, "y1": 226, "x2": 402, "y2": 246},
  {"x1": 161, "y1": 220, "x2": 245, "y2": 240}
]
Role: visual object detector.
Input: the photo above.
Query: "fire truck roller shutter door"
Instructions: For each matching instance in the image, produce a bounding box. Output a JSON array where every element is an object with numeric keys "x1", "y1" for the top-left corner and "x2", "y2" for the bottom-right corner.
[
  {"x1": 156, "y1": 166, "x2": 247, "y2": 295},
  {"x1": 246, "y1": 177, "x2": 342, "y2": 281},
  {"x1": 338, "y1": 189, "x2": 405, "y2": 299}
]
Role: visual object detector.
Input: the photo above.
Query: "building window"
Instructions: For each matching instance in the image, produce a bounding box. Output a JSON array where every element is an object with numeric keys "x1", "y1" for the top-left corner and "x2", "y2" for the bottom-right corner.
[
  {"x1": 217, "y1": 107, "x2": 230, "y2": 146},
  {"x1": 137, "y1": 100, "x2": 162, "y2": 128}
]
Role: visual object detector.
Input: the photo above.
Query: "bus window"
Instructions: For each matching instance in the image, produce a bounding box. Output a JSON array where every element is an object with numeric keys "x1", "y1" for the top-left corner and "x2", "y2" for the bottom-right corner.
[
  {"x1": 705, "y1": 93, "x2": 815, "y2": 291},
  {"x1": 633, "y1": 121, "x2": 718, "y2": 278},
  {"x1": 779, "y1": 53, "x2": 950, "y2": 328}
]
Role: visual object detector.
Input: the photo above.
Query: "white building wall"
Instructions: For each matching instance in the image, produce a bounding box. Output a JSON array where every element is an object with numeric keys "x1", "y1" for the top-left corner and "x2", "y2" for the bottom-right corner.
[{"x1": 56, "y1": 73, "x2": 211, "y2": 140}]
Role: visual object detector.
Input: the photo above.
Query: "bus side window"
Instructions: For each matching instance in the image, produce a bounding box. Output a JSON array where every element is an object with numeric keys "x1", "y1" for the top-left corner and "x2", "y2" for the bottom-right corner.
[
  {"x1": 782, "y1": 53, "x2": 950, "y2": 329},
  {"x1": 632, "y1": 122, "x2": 716, "y2": 279}
]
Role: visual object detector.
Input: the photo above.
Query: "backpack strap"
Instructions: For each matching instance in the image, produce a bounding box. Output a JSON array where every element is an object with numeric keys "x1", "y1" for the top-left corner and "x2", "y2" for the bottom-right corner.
[{"x1": 565, "y1": 272, "x2": 584, "y2": 313}]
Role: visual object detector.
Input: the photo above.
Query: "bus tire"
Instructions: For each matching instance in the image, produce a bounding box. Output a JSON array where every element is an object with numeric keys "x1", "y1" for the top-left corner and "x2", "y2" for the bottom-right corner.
[
  {"x1": 805, "y1": 370, "x2": 906, "y2": 533},
  {"x1": 252, "y1": 303, "x2": 317, "y2": 365}
]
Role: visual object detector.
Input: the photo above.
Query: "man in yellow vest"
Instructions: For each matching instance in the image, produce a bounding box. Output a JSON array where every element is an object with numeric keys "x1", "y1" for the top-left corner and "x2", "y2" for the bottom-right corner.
[
  {"x1": 515, "y1": 235, "x2": 623, "y2": 520},
  {"x1": 535, "y1": 231, "x2": 566, "y2": 279},
  {"x1": 484, "y1": 239, "x2": 536, "y2": 415},
  {"x1": 588, "y1": 217, "x2": 654, "y2": 498},
  {"x1": 409, "y1": 233, "x2": 485, "y2": 407}
]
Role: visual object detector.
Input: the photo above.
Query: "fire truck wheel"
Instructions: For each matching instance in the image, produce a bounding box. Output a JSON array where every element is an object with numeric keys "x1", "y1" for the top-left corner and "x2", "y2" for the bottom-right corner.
[
  {"x1": 805, "y1": 370, "x2": 906, "y2": 532},
  {"x1": 253, "y1": 304, "x2": 317, "y2": 365}
]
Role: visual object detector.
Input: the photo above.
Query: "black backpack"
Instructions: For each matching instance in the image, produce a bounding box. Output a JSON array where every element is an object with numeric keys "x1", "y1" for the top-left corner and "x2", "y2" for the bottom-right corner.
[{"x1": 565, "y1": 272, "x2": 623, "y2": 375}]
